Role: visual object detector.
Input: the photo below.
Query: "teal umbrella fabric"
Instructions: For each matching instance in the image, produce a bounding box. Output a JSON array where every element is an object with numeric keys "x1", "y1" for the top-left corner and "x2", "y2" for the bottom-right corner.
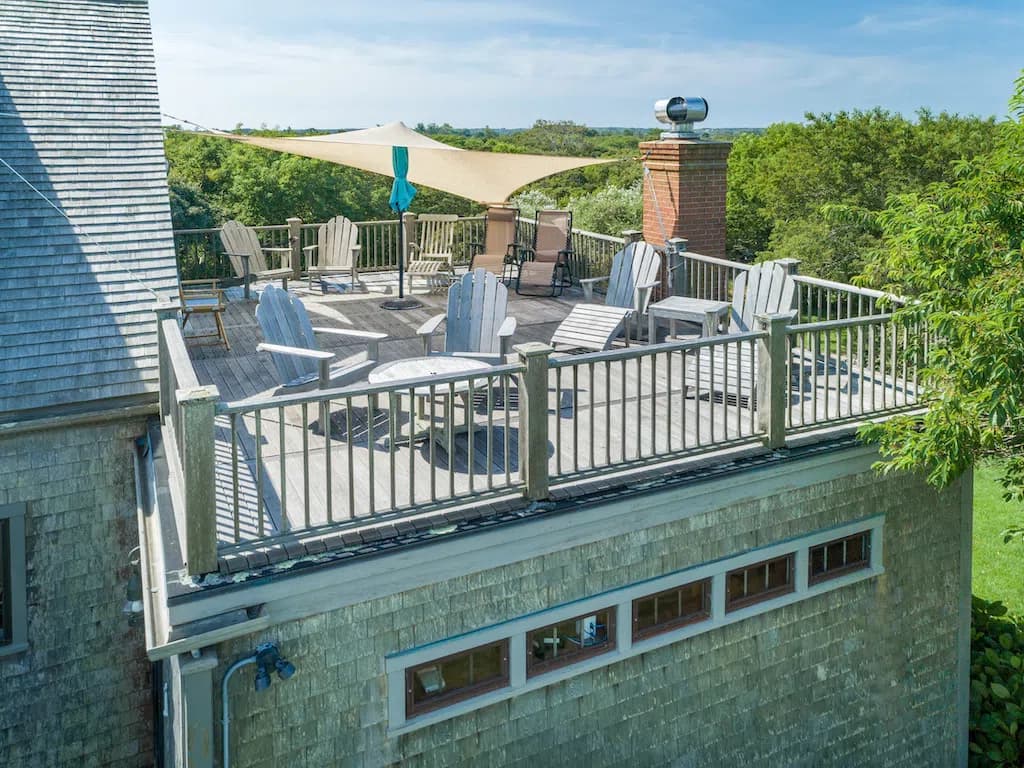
[{"x1": 389, "y1": 145, "x2": 416, "y2": 212}]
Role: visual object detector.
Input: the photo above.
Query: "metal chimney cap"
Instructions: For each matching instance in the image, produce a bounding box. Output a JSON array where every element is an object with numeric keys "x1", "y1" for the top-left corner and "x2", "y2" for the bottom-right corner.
[{"x1": 654, "y1": 97, "x2": 709, "y2": 138}]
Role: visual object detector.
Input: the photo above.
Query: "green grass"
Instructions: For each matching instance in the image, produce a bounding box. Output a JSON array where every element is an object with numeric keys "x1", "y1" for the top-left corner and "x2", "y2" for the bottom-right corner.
[{"x1": 973, "y1": 461, "x2": 1024, "y2": 614}]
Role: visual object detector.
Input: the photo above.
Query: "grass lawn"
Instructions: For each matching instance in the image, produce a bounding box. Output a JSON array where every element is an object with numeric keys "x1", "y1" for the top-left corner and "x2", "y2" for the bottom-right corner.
[{"x1": 973, "y1": 461, "x2": 1024, "y2": 614}]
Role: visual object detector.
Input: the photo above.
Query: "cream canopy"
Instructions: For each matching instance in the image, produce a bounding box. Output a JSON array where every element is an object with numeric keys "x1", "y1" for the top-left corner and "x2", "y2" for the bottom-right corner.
[{"x1": 204, "y1": 121, "x2": 615, "y2": 204}]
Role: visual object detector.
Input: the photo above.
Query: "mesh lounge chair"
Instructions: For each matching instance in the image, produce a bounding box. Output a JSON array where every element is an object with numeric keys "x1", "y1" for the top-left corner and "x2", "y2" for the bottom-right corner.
[
  {"x1": 304, "y1": 214, "x2": 361, "y2": 292},
  {"x1": 255, "y1": 285, "x2": 386, "y2": 390},
  {"x1": 418, "y1": 268, "x2": 517, "y2": 364},
  {"x1": 516, "y1": 210, "x2": 573, "y2": 297},
  {"x1": 407, "y1": 214, "x2": 459, "y2": 293},
  {"x1": 469, "y1": 206, "x2": 519, "y2": 283},
  {"x1": 551, "y1": 241, "x2": 661, "y2": 351},
  {"x1": 219, "y1": 220, "x2": 292, "y2": 296}
]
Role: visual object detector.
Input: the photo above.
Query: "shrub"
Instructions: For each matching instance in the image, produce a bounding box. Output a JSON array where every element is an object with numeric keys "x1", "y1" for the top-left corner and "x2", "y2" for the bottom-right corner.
[
  {"x1": 970, "y1": 596, "x2": 1024, "y2": 766},
  {"x1": 567, "y1": 182, "x2": 642, "y2": 238},
  {"x1": 509, "y1": 189, "x2": 557, "y2": 220}
]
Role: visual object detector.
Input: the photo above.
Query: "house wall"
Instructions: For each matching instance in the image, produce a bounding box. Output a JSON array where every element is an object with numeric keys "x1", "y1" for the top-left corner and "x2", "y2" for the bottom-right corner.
[
  {"x1": 0, "y1": 418, "x2": 152, "y2": 767},
  {"x1": 213, "y1": 454, "x2": 967, "y2": 768}
]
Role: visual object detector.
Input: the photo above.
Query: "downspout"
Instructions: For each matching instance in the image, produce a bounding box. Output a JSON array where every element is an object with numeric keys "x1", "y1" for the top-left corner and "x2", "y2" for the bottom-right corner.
[{"x1": 220, "y1": 653, "x2": 258, "y2": 768}]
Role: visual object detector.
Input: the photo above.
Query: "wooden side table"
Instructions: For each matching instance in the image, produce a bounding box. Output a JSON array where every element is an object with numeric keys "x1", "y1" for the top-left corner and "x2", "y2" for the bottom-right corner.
[{"x1": 648, "y1": 297, "x2": 732, "y2": 341}]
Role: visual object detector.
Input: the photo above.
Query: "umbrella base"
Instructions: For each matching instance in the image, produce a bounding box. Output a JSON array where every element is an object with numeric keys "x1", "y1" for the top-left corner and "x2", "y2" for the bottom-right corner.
[{"x1": 380, "y1": 298, "x2": 423, "y2": 311}]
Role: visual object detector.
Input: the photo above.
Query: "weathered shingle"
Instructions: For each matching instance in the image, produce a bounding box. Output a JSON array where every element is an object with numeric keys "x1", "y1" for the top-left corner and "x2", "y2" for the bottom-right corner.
[{"x1": 0, "y1": 0, "x2": 179, "y2": 417}]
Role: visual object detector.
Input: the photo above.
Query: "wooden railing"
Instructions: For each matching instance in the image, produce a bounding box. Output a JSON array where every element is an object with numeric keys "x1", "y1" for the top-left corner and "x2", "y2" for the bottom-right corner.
[{"x1": 174, "y1": 216, "x2": 625, "y2": 285}]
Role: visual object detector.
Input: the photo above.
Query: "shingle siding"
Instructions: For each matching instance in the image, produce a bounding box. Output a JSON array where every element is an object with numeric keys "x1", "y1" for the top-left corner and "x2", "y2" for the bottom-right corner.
[{"x1": 0, "y1": 0, "x2": 179, "y2": 416}]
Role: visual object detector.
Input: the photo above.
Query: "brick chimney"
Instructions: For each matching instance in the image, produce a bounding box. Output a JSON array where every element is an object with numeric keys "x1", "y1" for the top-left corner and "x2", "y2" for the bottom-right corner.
[{"x1": 639, "y1": 139, "x2": 731, "y2": 258}]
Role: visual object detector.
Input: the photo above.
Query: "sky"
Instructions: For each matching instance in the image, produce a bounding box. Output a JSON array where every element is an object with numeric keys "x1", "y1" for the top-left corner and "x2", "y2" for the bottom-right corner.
[{"x1": 149, "y1": 0, "x2": 1024, "y2": 130}]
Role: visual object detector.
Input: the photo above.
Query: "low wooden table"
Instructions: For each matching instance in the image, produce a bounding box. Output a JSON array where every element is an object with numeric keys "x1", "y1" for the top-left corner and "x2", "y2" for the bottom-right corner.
[
  {"x1": 648, "y1": 296, "x2": 731, "y2": 340},
  {"x1": 368, "y1": 356, "x2": 492, "y2": 447}
]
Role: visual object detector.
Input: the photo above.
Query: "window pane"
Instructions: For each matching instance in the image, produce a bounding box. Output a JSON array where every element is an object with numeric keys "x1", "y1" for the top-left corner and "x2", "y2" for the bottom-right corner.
[
  {"x1": 767, "y1": 557, "x2": 790, "y2": 589},
  {"x1": 726, "y1": 554, "x2": 795, "y2": 611},
  {"x1": 635, "y1": 596, "x2": 657, "y2": 632},
  {"x1": 727, "y1": 571, "x2": 745, "y2": 601},
  {"x1": 826, "y1": 541, "x2": 845, "y2": 569},
  {"x1": 528, "y1": 608, "x2": 615, "y2": 676},
  {"x1": 407, "y1": 640, "x2": 508, "y2": 716},
  {"x1": 633, "y1": 580, "x2": 712, "y2": 640},
  {"x1": 680, "y1": 581, "x2": 706, "y2": 616},
  {"x1": 656, "y1": 595, "x2": 678, "y2": 625},
  {"x1": 810, "y1": 546, "x2": 826, "y2": 577},
  {"x1": 809, "y1": 531, "x2": 872, "y2": 584},
  {"x1": 847, "y1": 534, "x2": 866, "y2": 563},
  {"x1": 747, "y1": 564, "x2": 767, "y2": 594}
]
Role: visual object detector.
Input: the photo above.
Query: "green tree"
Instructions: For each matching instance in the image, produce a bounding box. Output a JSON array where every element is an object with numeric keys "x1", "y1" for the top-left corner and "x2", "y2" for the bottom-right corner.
[{"x1": 850, "y1": 74, "x2": 1024, "y2": 513}]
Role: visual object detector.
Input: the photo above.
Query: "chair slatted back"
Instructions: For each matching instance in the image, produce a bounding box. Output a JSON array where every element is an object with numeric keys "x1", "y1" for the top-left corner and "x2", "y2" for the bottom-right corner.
[
  {"x1": 255, "y1": 285, "x2": 318, "y2": 384},
  {"x1": 220, "y1": 220, "x2": 271, "y2": 276},
  {"x1": 603, "y1": 241, "x2": 661, "y2": 312},
  {"x1": 533, "y1": 210, "x2": 572, "y2": 263},
  {"x1": 416, "y1": 214, "x2": 459, "y2": 259},
  {"x1": 445, "y1": 268, "x2": 509, "y2": 356},
  {"x1": 317, "y1": 215, "x2": 359, "y2": 270},
  {"x1": 483, "y1": 206, "x2": 518, "y2": 255},
  {"x1": 730, "y1": 261, "x2": 796, "y2": 332}
]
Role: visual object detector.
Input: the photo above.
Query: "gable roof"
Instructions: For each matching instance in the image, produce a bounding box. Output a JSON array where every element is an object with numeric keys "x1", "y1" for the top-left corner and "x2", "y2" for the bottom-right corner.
[{"x1": 0, "y1": 0, "x2": 179, "y2": 419}]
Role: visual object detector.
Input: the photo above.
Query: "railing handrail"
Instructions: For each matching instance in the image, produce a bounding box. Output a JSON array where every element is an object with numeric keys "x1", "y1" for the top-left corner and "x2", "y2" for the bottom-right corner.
[
  {"x1": 787, "y1": 313, "x2": 895, "y2": 333},
  {"x1": 548, "y1": 330, "x2": 767, "y2": 369},
  {"x1": 681, "y1": 250, "x2": 753, "y2": 271},
  {"x1": 792, "y1": 273, "x2": 905, "y2": 305},
  {"x1": 159, "y1": 316, "x2": 201, "y2": 391}
]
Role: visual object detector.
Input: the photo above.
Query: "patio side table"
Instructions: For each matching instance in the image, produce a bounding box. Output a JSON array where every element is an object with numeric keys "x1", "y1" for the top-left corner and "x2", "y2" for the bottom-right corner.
[{"x1": 648, "y1": 297, "x2": 732, "y2": 341}]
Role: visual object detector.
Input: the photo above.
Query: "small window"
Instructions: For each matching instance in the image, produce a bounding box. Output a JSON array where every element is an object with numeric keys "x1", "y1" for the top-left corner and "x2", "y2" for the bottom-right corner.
[
  {"x1": 809, "y1": 531, "x2": 872, "y2": 584},
  {"x1": 632, "y1": 579, "x2": 711, "y2": 640},
  {"x1": 405, "y1": 640, "x2": 509, "y2": 717},
  {"x1": 0, "y1": 503, "x2": 27, "y2": 656},
  {"x1": 527, "y1": 608, "x2": 615, "y2": 677},
  {"x1": 726, "y1": 554, "x2": 794, "y2": 612}
]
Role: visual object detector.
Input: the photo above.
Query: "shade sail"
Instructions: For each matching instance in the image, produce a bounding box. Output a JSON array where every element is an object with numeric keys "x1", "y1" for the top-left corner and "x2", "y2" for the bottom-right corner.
[{"x1": 203, "y1": 122, "x2": 615, "y2": 204}]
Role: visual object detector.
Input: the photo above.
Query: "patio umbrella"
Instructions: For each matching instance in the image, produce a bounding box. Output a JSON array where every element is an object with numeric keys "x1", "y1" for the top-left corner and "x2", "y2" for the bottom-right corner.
[{"x1": 385, "y1": 145, "x2": 420, "y2": 309}]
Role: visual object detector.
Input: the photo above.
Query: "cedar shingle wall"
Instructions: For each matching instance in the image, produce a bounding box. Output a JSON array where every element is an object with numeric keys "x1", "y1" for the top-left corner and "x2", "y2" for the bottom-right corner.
[{"x1": 0, "y1": 0, "x2": 178, "y2": 416}]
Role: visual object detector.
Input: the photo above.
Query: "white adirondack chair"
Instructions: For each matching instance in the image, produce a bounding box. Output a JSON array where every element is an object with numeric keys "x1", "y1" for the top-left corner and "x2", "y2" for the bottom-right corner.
[
  {"x1": 219, "y1": 220, "x2": 293, "y2": 296},
  {"x1": 255, "y1": 285, "x2": 387, "y2": 390},
  {"x1": 550, "y1": 241, "x2": 662, "y2": 351},
  {"x1": 417, "y1": 268, "x2": 517, "y2": 364},
  {"x1": 407, "y1": 214, "x2": 459, "y2": 292},
  {"x1": 687, "y1": 261, "x2": 797, "y2": 406},
  {"x1": 304, "y1": 214, "x2": 361, "y2": 291}
]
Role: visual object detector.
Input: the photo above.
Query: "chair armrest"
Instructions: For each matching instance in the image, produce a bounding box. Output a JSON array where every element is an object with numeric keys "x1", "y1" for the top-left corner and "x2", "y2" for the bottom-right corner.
[
  {"x1": 261, "y1": 246, "x2": 292, "y2": 254},
  {"x1": 633, "y1": 280, "x2": 661, "y2": 313},
  {"x1": 417, "y1": 313, "x2": 447, "y2": 355},
  {"x1": 498, "y1": 316, "x2": 517, "y2": 358},
  {"x1": 302, "y1": 244, "x2": 319, "y2": 253},
  {"x1": 451, "y1": 352, "x2": 501, "y2": 363},
  {"x1": 579, "y1": 275, "x2": 608, "y2": 302},
  {"x1": 312, "y1": 327, "x2": 388, "y2": 341},
  {"x1": 257, "y1": 342, "x2": 334, "y2": 360}
]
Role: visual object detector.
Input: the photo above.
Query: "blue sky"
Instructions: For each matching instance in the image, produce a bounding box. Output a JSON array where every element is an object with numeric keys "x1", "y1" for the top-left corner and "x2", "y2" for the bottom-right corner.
[{"x1": 150, "y1": 0, "x2": 1023, "y2": 129}]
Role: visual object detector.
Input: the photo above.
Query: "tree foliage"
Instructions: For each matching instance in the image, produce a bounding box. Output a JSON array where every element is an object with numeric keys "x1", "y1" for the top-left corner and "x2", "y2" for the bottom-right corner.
[{"x1": 851, "y1": 73, "x2": 1024, "y2": 501}]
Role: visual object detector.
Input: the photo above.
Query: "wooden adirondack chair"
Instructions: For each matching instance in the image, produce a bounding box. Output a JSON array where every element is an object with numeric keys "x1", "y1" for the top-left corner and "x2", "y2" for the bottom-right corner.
[
  {"x1": 304, "y1": 214, "x2": 361, "y2": 291},
  {"x1": 219, "y1": 220, "x2": 293, "y2": 297},
  {"x1": 255, "y1": 285, "x2": 387, "y2": 390},
  {"x1": 550, "y1": 241, "x2": 661, "y2": 351},
  {"x1": 516, "y1": 210, "x2": 574, "y2": 297},
  {"x1": 407, "y1": 214, "x2": 459, "y2": 292},
  {"x1": 469, "y1": 206, "x2": 519, "y2": 283},
  {"x1": 417, "y1": 268, "x2": 517, "y2": 364},
  {"x1": 686, "y1": 261, "x2": 797, "y2": 406}
]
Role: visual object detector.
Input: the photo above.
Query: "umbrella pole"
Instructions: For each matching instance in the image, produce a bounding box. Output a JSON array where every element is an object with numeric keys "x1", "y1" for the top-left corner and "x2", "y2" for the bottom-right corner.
[{"x1": 380, "y1": 210, "x2": 422, "y2": 310}]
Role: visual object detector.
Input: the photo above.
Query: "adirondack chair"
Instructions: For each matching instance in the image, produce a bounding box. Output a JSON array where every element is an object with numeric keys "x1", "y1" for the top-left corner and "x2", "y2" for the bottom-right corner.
[
  {"x1": 417, "y1": 268, "x2": 517, "y2": 364},
  {"x1": 516, "y1": 210, "x2": 573, "y2": 297},
  {"x1": 469, "y1": 206, "x2": 519, "y2": 283},
  {"x1": 219, "y1": 220, "x2": 293, "y2": 297},
  {"x1": 550, "y1": 241, "x2": 661, "y2": 351},
  {"x1": 304, "y1": 214, "x2": 361, "y2": 291},
  {"x1": 686, "y1": 261, "x2": 797, "y2": 406},
  {"x1": 255, "y1": 285, "x2": 387, "y2": 390},
  {"x1": 407, "y1": 214, "x2": 459, "y2": 292}
]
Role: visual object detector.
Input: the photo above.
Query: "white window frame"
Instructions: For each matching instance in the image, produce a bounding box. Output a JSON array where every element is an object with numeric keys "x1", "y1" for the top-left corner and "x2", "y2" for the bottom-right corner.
[
  {"x1": 0, "y1": 502, "x2": 28, "y2": 658},
  {"x1": 385, "y1": 515, "x2": 885, "y2": 735}
]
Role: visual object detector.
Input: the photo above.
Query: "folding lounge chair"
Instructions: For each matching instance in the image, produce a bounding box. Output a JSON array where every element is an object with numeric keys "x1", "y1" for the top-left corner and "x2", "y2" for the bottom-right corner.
[
  {"x1": 469, "y1": 206, "x2": 519, "y2": 283},
  {"x1": 516, "y1": 210, "x2": 573, "y2": 297},
  {"x1": 550, "y1": 241, "x2": 661, "y2": 351},
  {"x1": 304, "y1": 214, "x2": 361, "y2": 292},
  {"x1": 178, "y1": 278, "x2": 230, "y2": 349}
]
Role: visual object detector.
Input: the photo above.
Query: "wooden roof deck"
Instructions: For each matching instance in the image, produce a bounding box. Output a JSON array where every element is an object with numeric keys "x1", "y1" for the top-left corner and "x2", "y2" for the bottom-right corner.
[{"x1": 182, "y1": 273, "x2": 917, "y2": 548}]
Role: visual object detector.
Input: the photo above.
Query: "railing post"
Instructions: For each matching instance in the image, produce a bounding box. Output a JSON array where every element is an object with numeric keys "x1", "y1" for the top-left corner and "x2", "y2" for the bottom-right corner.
[
  {"x1": 178, "y1": 384, "x2": 220, "y2": 576},
  {"x1": 154, "y1": 301, "x2": 180, "y2": 422},
  {"x1": 776, "y1": 257, "x2": 800, "y2": 276},
  {"x1": 516, "y1": 342, "x2": 552, "y2": 502},
  {"x1": 621, "y1": 229, "x2": 643, "y2": 244},
  {"x1": 667, "y1": 237, "x2": 688, "y2": 297},
  {"x1": 287, "y1": 216, "x2": 303, "y2": 281},
  {"x1": 756, "y1": 313, "x2": 791, "y2": 450}
]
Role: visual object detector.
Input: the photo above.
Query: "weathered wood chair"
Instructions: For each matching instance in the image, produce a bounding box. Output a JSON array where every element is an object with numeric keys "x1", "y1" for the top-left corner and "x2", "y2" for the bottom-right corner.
[
  {"x1": 418, "y1": 268, "x2": 517, "y2": 364},
  {"x1": 550, "y1": 241, "x2": 661, "y2": 351},
  {"x1": 220, "y1": 220, "x2": 293, "y2": 297},
  {"x1": 469, "y1": 206, "x2": 519, "y2": 283},
  {"x1": 178, "y1": 278, "x2": 230, "y2": 349},
  {"x1": 304, "y1": 214, "x2": 361, "y2": 291},
  {"x1": 686, "y1": 261, "x2": 797, "y2": 406},
  {"x1": 255, "y1": 285, "x2": 387, "y2": 390},
  {"x1": 516, "y1": 209, "x2": 573, "y2": 297},
  {"x1": 407, "y1": 214, "x2": 459, "y2": 293}
]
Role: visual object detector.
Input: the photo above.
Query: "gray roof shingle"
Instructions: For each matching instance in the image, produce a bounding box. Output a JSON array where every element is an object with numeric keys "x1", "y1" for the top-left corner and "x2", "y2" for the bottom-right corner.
[{"x1": 0, "y1": 0, "x2": 179, "y2": 418}]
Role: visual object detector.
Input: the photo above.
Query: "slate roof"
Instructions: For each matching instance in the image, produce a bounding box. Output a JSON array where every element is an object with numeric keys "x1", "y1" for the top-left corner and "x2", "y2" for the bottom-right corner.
[{"x1": 0, "y1": 0, "x2": 179, "y2": 418}]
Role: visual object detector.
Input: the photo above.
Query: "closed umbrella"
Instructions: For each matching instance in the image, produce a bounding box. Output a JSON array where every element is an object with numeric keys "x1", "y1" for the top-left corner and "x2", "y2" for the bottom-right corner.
[{"x1": 382, "y1": 145, "x2": 420, "y2": 309}]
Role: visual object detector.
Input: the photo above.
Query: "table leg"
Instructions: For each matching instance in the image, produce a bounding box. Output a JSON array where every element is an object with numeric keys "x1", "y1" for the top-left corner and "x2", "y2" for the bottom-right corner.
[{"x1": 648, "y1": 313, "x2": 656, "y2": 344}]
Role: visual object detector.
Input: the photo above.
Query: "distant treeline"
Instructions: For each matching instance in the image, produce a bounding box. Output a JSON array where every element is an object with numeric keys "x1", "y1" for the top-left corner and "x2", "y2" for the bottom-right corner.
[{"x1": 167, "y1": 111, "x2": 998, "y2": 281}]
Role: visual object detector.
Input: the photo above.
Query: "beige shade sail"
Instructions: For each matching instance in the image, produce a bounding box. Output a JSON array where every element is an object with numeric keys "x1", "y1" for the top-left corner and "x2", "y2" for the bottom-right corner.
[{"x1": 203, "y1": 121, "x2": 615, "y2": 204}]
